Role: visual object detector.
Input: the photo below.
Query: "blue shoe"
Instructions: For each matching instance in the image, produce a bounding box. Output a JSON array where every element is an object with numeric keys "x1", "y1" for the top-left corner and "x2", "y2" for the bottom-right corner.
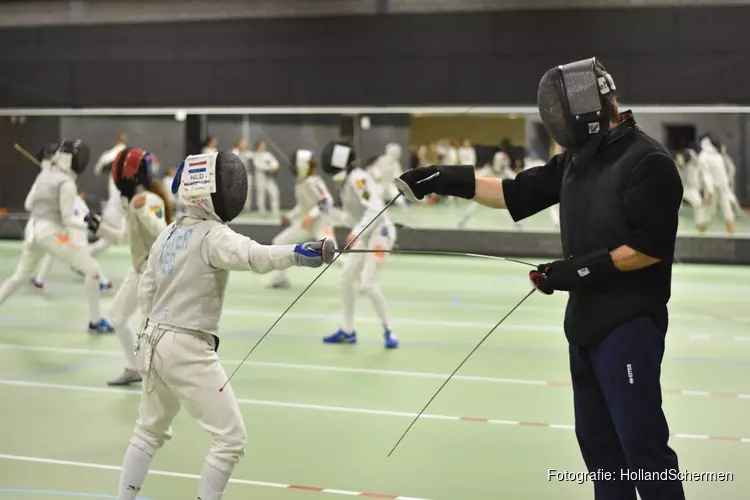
[
  {"x1": 323, "y1": 329, "x2": 357, "y2": 344},
  {"x1": 384, "y1": 330, "x2": 399, "y2": 349},
  {"x1": 29, "y1": 278, "x2": 44, "y2": 291},
  {"x1": 99, "y1": 281, "x2": 114, "y2": 293},
  {"x1": 89, "y1": 318, "x2": 115, "y2": 334}
]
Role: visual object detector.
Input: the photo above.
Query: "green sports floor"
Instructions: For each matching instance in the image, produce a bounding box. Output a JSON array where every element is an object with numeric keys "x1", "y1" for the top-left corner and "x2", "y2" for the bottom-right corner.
[{"x1": 0, "y1": 241, "x2": 748, "y2": 500}]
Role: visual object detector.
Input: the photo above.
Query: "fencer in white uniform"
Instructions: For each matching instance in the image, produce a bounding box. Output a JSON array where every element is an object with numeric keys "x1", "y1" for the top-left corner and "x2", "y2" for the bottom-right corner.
[
  {"x1": 674, "y1": 148, "x2": 712, "y2": 231},
  {"x1": 92, "y1": 136, "x2": 128, "y2": 256},
  {"x1": 457, "y1": 151, "x2": 514, "y2": 228},
  {"x1": 457, "y1": 139, "x2": 476, "y2": 168},
  {"x1": 268, "y1": 150, "x2": 335, "y2": 289},
  {"x1": 231, "y1": 139, "x2": 254, "y2": 212},
  {"x1": 698, "y1": 135, "x2": 735, "y2": 234},
  {"x1": 720, "y1": 145, "x2": 744, "y2": 218},
  {"x1": 253, "y1": 140, "x2": 280, "y2": 217},
  {"x1": 371, "y1": 143, "x2": 409, "y2": 211},
  {"x1": 115, "y1": 151, "x2": 334, "y2": 500},
  {"x1": 28, "y1": 144, "x2": 110, "y2": 291},
  {"x1": 86, "y1": 147, "x2": 173, "y2": 386},
  {"x1": 0, "y1": 140, "x2": 114, "y2": 333},
  {"x1": 319, "y1": 141, "x2": 398, "y2": 349}
]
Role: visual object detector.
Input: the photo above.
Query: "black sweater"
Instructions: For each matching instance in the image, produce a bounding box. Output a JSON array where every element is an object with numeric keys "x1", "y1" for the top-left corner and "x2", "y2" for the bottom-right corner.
[{"x1": 503, "y1": 112, "x2": 683, "y2": 346}]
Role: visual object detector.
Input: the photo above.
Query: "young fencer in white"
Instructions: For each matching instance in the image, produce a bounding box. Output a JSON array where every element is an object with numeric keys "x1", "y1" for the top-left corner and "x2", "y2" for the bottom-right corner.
[
  {"x1": 0, "y1": 140, "x2": 114, "y2": 333},
  {"x1": 28, "y1": 144, "x2": 111, "y2": 290},
  {"x1": 457, "y1": 150, "x2": 516, "y2": 229},
  {"x1": 268, "y1": 149, "x2": 336, "y2": 289},
  {"x1": 253, "y1": 140, "x2": 281, "y2": 217},
  {"x1": 91, "y1": 134, "x2": 128, "y2": 256},
  {"x1": 719, "y1": 145, "x2": 744, "y2": 218},
  {"x1": 674, "y1": 148, "x2": 712, "y2": 231},
  {"x1": 320, "y1": 141, "x2": 398, "y2": 349},
  {"x1": 116, "y1": 151, "x2": 334, "y2": 500},
  {"x1": 86, "y1": 147, "x2": 172, "y2": 386},
  {"x1": 698, "y1": 135, "x2": 735, "y2": 234},
  {"x1": 371, "y1": 143, "x2": 409, "y2": 211}
]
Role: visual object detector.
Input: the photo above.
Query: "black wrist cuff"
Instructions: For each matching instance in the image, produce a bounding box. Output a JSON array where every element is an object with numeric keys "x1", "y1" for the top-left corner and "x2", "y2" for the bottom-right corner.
[
  {"x1": 435, "y1": 165, "x2": 476, "y2": 199},
  {"x1": 570, "y1": 248, "x2": 618, "y2": 289}
]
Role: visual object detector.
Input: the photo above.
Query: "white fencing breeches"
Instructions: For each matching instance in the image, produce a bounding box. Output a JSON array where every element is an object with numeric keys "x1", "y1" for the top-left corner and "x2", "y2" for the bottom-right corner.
[
  {"x1": 109, "y1": 268, "x2": 141, "y2": 369},
  {"x1": 340, "y1": 224, "x2": 395, "y2": 333},
  {"x1": 683, "y1": 188, "x2": 706, "y2": 226},
  {"x1": 0, "y1": 235, "x2": 102, "y2": 323},
  {"x1": 705, "y1": 186, "x2": 735, "y2": 223},
  {"x1": 256, "y1": 175, "x2": 280, "y2": 217},
  {"x1": 34, "y1": 251, "x2": 110, "y2": 284},
  {"x1": 131, "y1": 326, "x2": 247, "y2": 473}
]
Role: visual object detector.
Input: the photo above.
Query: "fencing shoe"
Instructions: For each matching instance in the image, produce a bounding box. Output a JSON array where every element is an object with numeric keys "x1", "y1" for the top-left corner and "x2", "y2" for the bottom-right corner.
[
  {"x1": 384, "y1": 330, "x2": 399, "y2": 349},
  {"x1": 107, "y1": 368, "x2": 142, "y2": 386},
  {"x1": 323, "y1": 329, "x2": 357, "y2": 344},
  {"x1": 89, "y1": 318, "x2": 115, "y2": 334}
]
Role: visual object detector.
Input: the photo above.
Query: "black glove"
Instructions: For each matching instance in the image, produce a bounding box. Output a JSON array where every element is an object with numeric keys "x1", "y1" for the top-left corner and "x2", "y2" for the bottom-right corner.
[
  {"x1": 394, "y1": 165, "x2": 476, "y2": 201},
  {"x1": 530, "y1": 249, "x2": 619, "y2": 295},
  {"x1": 84, "y1": 211, "x2": 102, "y2": 235}
]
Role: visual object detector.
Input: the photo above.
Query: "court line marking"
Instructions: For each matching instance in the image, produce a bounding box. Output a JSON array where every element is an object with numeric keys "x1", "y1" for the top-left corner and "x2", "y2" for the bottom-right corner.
[
  {"x1": 0, "y1": 488, "x2": 150, "y2": 499},
  {"x1": 2, "y1": 343, "x2": 750, "y2": 401},
  {"x1": 0, "y1": 379, "x2": 748, "y2": 444},
  {"x1": 4, "y1": 306, "x2": 750, "y2": 344},
  {"x1": 0, "y1": 454, "x2": 428, "y2": 500}
]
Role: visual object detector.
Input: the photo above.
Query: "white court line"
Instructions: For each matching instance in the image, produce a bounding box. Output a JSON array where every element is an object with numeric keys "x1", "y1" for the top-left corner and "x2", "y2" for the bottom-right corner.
[
  {"x1": 0, "y1": 380, "x2": 746, "y2": 444},
  {"x1": 0, "y1": 454, "x2": 430, "y2": 500}
]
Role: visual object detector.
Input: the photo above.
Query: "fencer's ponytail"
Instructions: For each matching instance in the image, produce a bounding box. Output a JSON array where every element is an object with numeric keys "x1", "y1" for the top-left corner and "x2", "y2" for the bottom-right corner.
[{"x1": 146, "y1": 180, "x2": 174, "y2": 224}]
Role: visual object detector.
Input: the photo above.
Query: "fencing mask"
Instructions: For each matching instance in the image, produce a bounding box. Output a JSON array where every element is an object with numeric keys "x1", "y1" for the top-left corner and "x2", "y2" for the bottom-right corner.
[
  {"x1": 112, "y1": 147, "x2": 154, "y2": 200},
  {"x1": 172, "y1": 151, "x2": 247, "y2": 223},
  {"x1": 52, "y1": 139, "x2": 90, "y2": 175},
  {"x1": 537, "y1": 57, "x2": 616, "y2": 150},
  {"x1": 290, "y1": 149, "x2": 315, "y2": 181},
  {"x1": 321, "y1": 141, "x2": 357, "y2": 175}
]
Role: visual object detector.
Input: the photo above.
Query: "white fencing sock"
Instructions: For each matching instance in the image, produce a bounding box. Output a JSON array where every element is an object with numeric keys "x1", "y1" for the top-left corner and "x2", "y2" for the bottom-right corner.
[
  {"x1": 84, "y1": 274, "x2": 101, "y2": 323},
  {"x1": 198, "y1": 461, "x2": 233, "y2": 500},
  {"x1": 117, "y1": 443, "x2": 154, "y2": 500}
]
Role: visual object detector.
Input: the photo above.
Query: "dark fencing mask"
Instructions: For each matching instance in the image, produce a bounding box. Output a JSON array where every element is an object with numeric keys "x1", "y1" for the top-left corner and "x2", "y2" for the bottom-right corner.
[
  {"x1": 321, "y1": 141, "x2": 356, "y2": 175},
  {"x1": 537, "y1": 57, "x2": 616, "y2": 150},
  {"x1": 172, "y1": 151, "x2": 248, "y2": 222},
  {"x1": 54, "y1": 139, "x2": 90, "y2": 174},
  {"x1": 112, "y1": 147, "x2": 154, "y2": 200}
]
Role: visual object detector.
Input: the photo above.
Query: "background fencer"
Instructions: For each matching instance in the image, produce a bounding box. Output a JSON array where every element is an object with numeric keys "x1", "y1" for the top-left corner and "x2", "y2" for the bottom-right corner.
[
  {"x1": 268, "y1": 149, "x2": 336, "y2": 289},
  {"x1": 719, "y1": 144, "x2": 744, "y2": 218},
  {"x1": 457, "y1": 150, "x2": 515, "y2": 229},
  {"x1": 698, "y1": 135, "x2": 735, "y2": 234},
  {"x1": 116, "y1": 151, "x2": 334, "y2": 500},
  {"x1": 371, "y1": 144, "x2": 409, "y2": 211},
  {"x1": 0, "y1": 140, "x2": 114, "y2": 333},
  {"x1": 91, "y1": 134, "x2": 128, "y2": 256},
  {"x1": 253, "y1": 140, "x2": 281, "y2": 218},
  {"x1": 85, "y1": 147, "x2": 172, "y2": 387},
  {"x1": 29, "y1": 143, "x2": 112, "y2": 291},
  {"x1": 674, "y1": 148, "x2": 712, "y2": 231},
  {"x1": 319, "y1": 141, "x2": 398, "y2": 349},
  {"x1": 231, "y1": 139, "x2": 254, "y2": 212}
]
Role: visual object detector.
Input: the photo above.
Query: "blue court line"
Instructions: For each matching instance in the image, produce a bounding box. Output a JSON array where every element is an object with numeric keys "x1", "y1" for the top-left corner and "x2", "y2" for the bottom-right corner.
[
  {"x1": 0, "y1": 488, "x2": 151, "y2": 499},
  {"x1": 4, "y1": 357, "x2": 114, "y2": 382}
]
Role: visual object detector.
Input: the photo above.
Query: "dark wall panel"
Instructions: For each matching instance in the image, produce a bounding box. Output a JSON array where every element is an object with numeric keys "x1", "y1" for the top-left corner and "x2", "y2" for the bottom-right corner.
[
  {"x1": 0, "y1": 117, "x2": 60, "y2": 212},
  {"x1": 1, "y1": 6, "x2": 750, "y2": 107}
]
